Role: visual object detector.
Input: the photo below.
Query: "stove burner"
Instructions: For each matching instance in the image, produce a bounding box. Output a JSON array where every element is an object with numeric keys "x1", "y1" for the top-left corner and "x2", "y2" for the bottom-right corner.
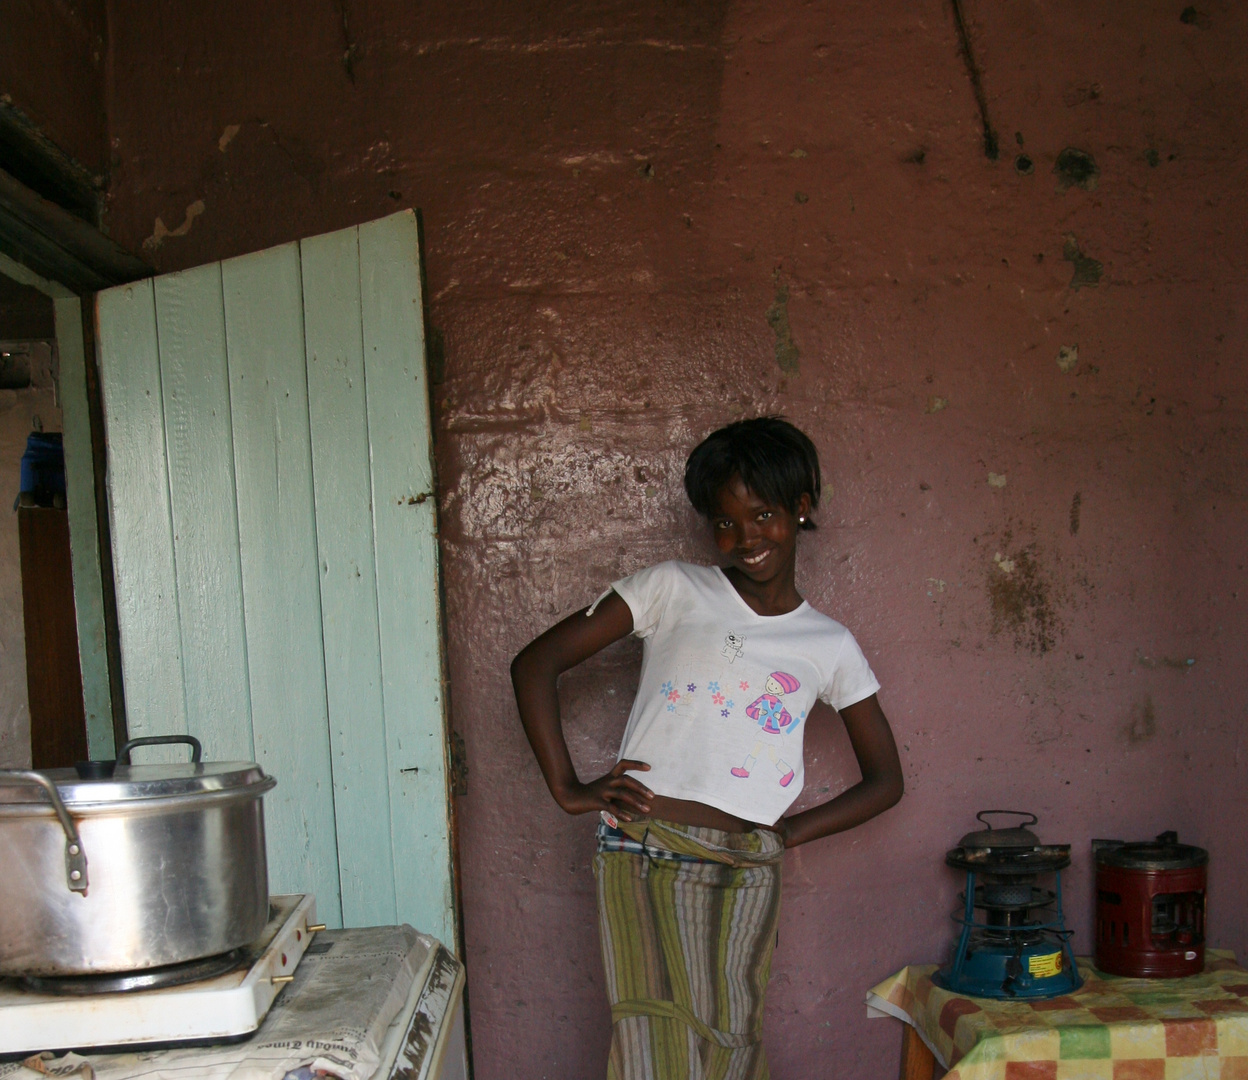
[
  {"x1": 21, "y1": 948, "x2": 246, "y2": 996},
  {"x1": 981, "y1": 881, "x2": 1039, "y2": 907},
  {"x1": 974, "y1": 925, "x2": 1051, "y2": 948}
]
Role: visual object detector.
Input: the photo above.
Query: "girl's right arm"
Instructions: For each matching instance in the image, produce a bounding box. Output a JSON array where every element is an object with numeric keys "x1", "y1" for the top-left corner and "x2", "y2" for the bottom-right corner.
[{"x1": 510, "y1": 592, "x2": 655, "y2": 822}]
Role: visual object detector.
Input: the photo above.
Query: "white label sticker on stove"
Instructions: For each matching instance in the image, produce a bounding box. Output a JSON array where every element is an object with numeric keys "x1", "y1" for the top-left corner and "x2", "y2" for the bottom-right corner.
[
  {"x1": 1029, "y1": 951, "x2": 1063, "y2": 978},
  {"x1": 1186, "y1": 950, "x2": 1198, "y2": 960}
]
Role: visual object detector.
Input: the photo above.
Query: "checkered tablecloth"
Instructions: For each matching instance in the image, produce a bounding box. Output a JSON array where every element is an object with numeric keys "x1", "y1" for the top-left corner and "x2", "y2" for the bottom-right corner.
[{"x1": 866, "y1": 951, "x2": 1248, "y2": 1079}]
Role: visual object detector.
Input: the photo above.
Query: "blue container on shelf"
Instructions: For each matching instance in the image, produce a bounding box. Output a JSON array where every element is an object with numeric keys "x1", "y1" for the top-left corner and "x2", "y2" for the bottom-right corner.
[{"x1": 18, "y1": 431, "x2": 66, "y2": 507}]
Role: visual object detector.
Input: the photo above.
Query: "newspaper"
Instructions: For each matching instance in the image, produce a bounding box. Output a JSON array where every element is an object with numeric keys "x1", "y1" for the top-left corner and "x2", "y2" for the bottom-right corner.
[{"x1": 0, "y1": 926, "x2": 434, "y2": 1080}]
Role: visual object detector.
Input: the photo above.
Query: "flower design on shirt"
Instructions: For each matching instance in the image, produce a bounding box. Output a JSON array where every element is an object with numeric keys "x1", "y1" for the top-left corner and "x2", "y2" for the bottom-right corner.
[
  {"x1": 720, "y1": 708, "x2": 731, "y2": 718},
  {"x1": 667, "y1": 690, "x2": 680, "y2": 703},
  {"x1": 687, "y1": 683, "x2": 697, "y2": 693},
  {"x1": 739, "y1": 680, "x2": 749, "y2": 691},
  {"x1": 708, "y1": 681, "x2": 720, "y2": 694},
  {"x1": 712, "y1": 692, "x2": 725, "y2": 705},
  {"x1": 726, "y1": 699, "x2": 736, "y2": 709},
  {"x1": 661, "y1": 681, "x2": 674, "y2": 696},
  {"x1": 667, "y1": 704, "x2": 676, "y2": 713}
]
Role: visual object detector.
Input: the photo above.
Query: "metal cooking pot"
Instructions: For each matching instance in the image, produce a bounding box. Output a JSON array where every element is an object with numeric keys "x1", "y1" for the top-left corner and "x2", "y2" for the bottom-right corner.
[{"x1": 0, "y1": 735, "x2": 277, "y2": 977}]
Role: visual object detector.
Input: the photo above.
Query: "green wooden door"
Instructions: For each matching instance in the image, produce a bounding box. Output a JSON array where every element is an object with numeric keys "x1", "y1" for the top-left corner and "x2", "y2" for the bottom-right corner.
[{"x1": 94, "y1": 211, "x2": 455, "y2": 945}]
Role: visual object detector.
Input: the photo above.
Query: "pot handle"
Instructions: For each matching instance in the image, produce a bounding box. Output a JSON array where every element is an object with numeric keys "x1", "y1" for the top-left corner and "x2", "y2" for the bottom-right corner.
[
  {"x1": 0, "y1": 770, "x2": 88, "y2": 894},
  {"x1": 115, "y1": 735, "x2": 203, "y2": 765},
  {"x1": 975, "y1": 809, "x2": 1039, "y2": 830}
]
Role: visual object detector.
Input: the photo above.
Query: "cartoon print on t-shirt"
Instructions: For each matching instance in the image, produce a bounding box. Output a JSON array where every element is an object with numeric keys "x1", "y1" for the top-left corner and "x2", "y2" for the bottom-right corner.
[
  {"x1": 660, "y1": 680, "x2": 678, "y2": 713},
  {"x1": 721, "y1": 632, "x2": 745, "y2": 663},
  {"x1": 731, "y1": 671, "x2": 803, "y2": 787},
  {"x1": 660, "y1": 664, "x2": 703, "y2": 718},
  {"x1": 744, "y1": 671, "x2": 800, "y2": 732},
  {"x1": 708, "y1": 680, "x2": 729, "y2": 718}
]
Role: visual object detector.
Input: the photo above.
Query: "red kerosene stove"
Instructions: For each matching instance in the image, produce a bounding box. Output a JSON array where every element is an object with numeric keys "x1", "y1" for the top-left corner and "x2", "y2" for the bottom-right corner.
[{"x1": 1094, "y1": 831, "x2": 1208, "y2": 978}]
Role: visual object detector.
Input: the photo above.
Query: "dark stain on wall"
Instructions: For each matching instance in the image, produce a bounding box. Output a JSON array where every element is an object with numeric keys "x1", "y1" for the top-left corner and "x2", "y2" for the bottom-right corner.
[
  {"x1": 1124, "y1": 695, "x2": 1158, "y2": 744},
  {"x1": 988, "y1": 547, "x2": 1061, "y2": 655},
  {"x1": 949, "y1": 0, "x2": 1000, "y2": 159},
  {"x1": 1054, "y1": 147, "x2": 1100, "y2": 191}
]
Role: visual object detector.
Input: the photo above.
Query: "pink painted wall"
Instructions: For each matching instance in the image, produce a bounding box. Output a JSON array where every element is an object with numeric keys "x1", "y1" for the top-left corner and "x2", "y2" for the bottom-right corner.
[{"x1": 94, "y1": 2, "x2": 1248, "y2": 1076}]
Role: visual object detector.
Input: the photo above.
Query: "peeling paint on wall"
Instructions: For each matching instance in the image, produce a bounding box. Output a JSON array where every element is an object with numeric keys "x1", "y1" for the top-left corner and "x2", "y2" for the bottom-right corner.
[
  {"x1": 143, "y1": 199, "x2": 206, "y2": 251},
  {"x1": 1135, "y1": 651, "x2": 1196, "y2": 671},
  {"x1": 765, "y1": 284, "x2": 800, "y2": 374},
  {"x1": 1063, "y1": 235, "x2": 1102, "y2": 290}
]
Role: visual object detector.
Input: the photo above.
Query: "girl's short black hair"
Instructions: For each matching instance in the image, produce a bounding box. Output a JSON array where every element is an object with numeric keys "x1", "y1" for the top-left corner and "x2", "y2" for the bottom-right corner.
[{"x1": 684, "y1": 416, "x2": 821, "y2": 529}]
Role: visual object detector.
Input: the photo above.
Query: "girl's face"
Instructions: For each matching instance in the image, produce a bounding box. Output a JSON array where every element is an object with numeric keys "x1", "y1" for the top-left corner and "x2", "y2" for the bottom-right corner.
[{"x1": 709, "y1": 476, "x2": 811, "y2": 585}]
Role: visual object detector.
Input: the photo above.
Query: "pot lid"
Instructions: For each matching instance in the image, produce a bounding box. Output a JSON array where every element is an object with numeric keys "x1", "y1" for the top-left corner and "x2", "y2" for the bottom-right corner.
[
  {"x1": 1095, "y1": 832, "x2": 1208, "y2": 871},
  {"x1": 0, "y1": 762, "x2": 274, "y2": 808},
  {"x1": 957, "y1": 810, "x2": 1042, "y2": 851},
  {"x1": 946, "y1": 844, "x2": 1071, "y2": 874}
]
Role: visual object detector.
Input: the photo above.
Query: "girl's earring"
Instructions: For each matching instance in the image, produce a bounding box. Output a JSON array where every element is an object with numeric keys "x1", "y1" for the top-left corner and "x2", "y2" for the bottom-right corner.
[{"x1": 799, "y1": 516, "x2": 806, "y2": 523}]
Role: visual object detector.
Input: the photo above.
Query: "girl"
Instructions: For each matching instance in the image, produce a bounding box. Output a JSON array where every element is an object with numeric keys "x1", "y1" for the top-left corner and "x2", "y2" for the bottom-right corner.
[{"x1": 511, "y1": 417, "x2": 903, "y2": 1080}]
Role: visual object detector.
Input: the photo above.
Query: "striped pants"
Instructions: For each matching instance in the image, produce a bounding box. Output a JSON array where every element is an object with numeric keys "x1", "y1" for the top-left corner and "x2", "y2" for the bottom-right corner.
[{"x1": 594, "y1": 819, "x2": 785, "y2": 1080}]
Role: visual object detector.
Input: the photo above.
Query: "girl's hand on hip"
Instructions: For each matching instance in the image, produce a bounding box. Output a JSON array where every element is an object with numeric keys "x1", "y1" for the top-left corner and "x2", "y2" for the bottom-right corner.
[
  {"x1": 760, "y1": 816, "x2": 793, "y2": 847},
  {"x1": 557, "y1": 759, "x2": 653, "y2": 821}
]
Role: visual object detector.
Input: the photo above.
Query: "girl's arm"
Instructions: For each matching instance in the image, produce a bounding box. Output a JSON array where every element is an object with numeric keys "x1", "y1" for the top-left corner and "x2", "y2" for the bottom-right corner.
[
  {"x1": 511, "y1": 592, "x2": 655, "y2": 822},
  {"x1": 777, "y1": 693, "x2": 903, "y2": 848}
]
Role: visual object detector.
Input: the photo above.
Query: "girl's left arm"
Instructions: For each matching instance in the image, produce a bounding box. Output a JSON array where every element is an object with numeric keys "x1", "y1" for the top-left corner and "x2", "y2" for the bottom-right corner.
[{"x1": 776, "y1": 693, "x2": 903, "y2": 848}]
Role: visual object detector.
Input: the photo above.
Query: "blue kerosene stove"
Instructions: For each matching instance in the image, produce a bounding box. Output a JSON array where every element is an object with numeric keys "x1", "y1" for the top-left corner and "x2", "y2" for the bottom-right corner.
[{"x1": 933, "y1": 811, "x2": 1082, "y2": 1000}]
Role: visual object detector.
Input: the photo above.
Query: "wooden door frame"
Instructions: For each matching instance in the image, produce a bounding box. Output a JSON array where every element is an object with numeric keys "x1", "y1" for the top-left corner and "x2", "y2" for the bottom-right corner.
[{"x1": 0, "y1": 119, "x2": 151, "y2": 758}]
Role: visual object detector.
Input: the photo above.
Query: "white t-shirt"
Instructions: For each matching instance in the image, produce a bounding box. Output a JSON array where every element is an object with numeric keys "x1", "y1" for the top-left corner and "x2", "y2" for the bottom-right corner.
[{"x1": 609, "y1": 560, "x2": 881, "y2": 826}]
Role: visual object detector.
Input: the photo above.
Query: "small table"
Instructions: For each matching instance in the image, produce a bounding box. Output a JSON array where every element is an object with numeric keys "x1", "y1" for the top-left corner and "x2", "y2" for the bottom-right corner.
[{"x1": 867, "y1": 951, "x2": 1248, "y2": 1079}]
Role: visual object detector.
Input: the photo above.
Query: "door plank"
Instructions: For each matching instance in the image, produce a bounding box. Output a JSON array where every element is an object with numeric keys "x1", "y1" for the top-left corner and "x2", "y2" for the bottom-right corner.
[
  {"x1": 95, "y1": 280, "x2": 189, "y2": 750},
  {"x1": 55, "y1": 295, "x2": 116, "y2": 758},
  {"x1": 359, "y1": 210, "x2": 456, "y2": 947},
  {"x1": 154, "y1": 264, "x2": 255, "y2": 763},
  {"x1": 300, "y1": 225, "x2": 397, "y2": 927},
  {"x1": 221, "y1": 243, "x2": 343, "y2": 926}
]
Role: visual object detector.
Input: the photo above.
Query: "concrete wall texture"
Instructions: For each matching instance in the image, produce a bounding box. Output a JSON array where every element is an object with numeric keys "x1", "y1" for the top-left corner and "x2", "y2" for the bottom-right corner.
[{"x1": 18, "y1": 1, "x2": 1248, "y2": 1075}]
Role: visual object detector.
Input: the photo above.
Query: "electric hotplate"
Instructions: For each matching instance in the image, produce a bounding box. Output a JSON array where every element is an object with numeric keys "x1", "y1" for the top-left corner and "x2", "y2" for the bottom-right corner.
[{"x1": 0, "y1": 894, "x2": 319, "y2": 1054}]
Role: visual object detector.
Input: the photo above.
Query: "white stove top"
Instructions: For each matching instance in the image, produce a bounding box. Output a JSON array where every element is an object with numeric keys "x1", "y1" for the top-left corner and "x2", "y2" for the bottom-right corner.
[{"x1": 0, "y1": 894, "x2": 318, "y2": 1054}]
